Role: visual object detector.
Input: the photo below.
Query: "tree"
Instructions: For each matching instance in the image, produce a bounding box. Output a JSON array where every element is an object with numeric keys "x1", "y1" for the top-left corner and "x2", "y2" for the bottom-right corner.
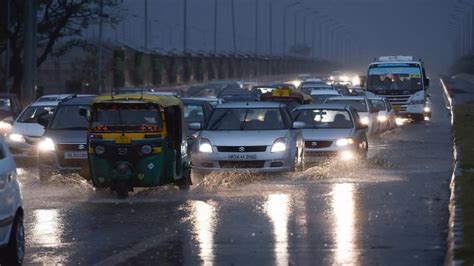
[{"x1": 0, "y1": 0, "x2": 123, "y2": 96}]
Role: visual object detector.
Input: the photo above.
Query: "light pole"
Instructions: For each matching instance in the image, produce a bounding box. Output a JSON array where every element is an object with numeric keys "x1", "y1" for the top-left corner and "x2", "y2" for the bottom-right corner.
[
  {"x1": 231, "y1": 0, "x2": 237, "y2": 53},
  {"x1": 255, "y1": 0, "x2": 259, "y2": 55},
  {"x1": 183, "y1": 0, "x2": 188, "y2": 53},
  {"x1": 144, "y1": 0, "x2": 148, "y2": 49},
  {"x1": 213, "y1": 0, "x2": 218, "y2": 54},
  {"x1": 283, "y1": 2, "x2": 300, "y2": 56},
  {"x1": 269, "y1": 0, "x2": 273, "y2": 56},
  {"x1": 303, "y1": 10, "x2": 317, "y2": 47},
  {"x1": 4, "y1": 0, "x2": 11, "y2": 92},
  {"x1": 293, "y1": 8, "x2": 308, "y2": 47}
]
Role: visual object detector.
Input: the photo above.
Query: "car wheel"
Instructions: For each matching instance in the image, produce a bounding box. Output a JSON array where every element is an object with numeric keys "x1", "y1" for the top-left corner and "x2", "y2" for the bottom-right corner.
[
  {"x1": 412, "y1": 114, "x2": 424, "y2": 123},
  {"x1": 3, "y1": 213, "x2": 25, "y2": 266},
  {"x1": 176, "y1": 175, "x2": 191, "y2": 190},
  {"x1": 359, "y1": 140, "x2": 369, "y2": 160},
  {"x1": 115, "y1": 181, "x2": 129, "y2": 199},
  {"x1": 293, "y1": 149, "x2": 305, "y2": 172}
]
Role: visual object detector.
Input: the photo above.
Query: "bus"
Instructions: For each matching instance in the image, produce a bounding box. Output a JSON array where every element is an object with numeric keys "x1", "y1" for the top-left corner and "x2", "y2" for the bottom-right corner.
[{"x1": 365, "y1": 56, "x2": 431, "y2": 122}]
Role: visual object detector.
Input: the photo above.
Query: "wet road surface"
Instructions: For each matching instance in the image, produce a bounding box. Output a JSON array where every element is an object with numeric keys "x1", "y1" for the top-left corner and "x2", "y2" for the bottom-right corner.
[{"x1": 21, "y1": 82, "x2": 452, "y2": 265}]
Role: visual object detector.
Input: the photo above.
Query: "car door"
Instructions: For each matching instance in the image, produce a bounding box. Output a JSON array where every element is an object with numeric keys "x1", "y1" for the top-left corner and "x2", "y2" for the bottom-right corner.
[
  {"x1": 0, "y1": 139, "x2": 15, "y2": 245},
  {"x1": 351, "y1": 109, "x2": 367, "y2": 147}
]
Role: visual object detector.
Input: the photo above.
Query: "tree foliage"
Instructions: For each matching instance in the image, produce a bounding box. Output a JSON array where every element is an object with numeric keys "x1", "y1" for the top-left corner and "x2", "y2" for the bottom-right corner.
[{"x1": 0, "y1": 0, "x2": 123, "y2": 95}]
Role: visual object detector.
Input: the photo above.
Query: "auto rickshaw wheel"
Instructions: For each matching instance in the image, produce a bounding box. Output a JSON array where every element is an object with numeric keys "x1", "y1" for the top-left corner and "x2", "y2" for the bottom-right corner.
[
  {"x1": 115, "y1": 182, "x2": 129, "y2": 199},
  {"x1": 176, "y1": 175, "x2": 191, "y2": 190}
]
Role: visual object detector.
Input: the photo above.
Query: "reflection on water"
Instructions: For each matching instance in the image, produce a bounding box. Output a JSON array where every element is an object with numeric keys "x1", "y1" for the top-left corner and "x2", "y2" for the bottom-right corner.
[
  {"x1": 31, "y1": 209, "x2": 62, "y2": 246},
  {"x1": 332, "y1": 183, "x2": 357, "y2": 265},
  {"x1": 191, "y1": 200, "x2": 217, "y2": 266},
  {"x1": 265, "y1": 194, "x2": 291, "y2": 266}
]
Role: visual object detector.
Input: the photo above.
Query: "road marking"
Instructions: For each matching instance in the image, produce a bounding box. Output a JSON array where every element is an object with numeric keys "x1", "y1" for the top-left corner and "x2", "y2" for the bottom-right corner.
[{"x1": 95, "y1": 230, "x2": 175, "y2": 265}]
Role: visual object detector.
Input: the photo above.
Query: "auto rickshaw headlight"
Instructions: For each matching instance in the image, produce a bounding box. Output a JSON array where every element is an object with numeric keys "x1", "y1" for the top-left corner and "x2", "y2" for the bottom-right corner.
[
  {"x1": 141, "y1": 145, "x2": 153, "y2": 154},
  {"x1": 95, "y1": 145, "x2": 105, "y2": 155},
  {"x1": 199, "y1": 139, "x2": 213, "y2": 153}
]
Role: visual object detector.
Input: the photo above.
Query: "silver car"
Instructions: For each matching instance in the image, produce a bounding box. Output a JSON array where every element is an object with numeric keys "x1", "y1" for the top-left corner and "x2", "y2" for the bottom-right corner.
[
  {"x1": 291, "y1": 104, "x2": 369, "y2": 161},
  {"x1": 191, "y1": 102, "x2": 305, "y2": 174}
]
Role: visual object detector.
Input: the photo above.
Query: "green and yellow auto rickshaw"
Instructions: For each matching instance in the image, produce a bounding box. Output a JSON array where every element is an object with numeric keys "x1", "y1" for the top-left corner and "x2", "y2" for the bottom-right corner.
[{"x1": 81, "y1": 94, "x2": 191, "y2": 198}]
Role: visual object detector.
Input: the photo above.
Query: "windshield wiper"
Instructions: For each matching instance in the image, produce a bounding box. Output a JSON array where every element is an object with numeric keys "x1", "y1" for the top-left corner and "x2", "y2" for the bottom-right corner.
[
  {"x1": 210, "y1": 110, "x2": 231, "y2": 130},
  {"x1": 239, "y1": 109, "x2": 250, "y2": 130}
]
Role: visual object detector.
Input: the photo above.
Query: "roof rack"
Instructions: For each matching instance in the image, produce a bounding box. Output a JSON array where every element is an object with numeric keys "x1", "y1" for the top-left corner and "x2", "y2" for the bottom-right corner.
[{"x1": 376, "y1": 55, "x2": 415, "y2": 62}]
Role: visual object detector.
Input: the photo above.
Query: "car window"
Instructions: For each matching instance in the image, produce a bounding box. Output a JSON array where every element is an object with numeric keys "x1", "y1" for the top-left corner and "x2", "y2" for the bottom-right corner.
[
  {"x1": 184, "y1": 104, "x2": 204, "y2": 123},
  {"x1": 17, "y1": 105, "x2": 56, "y2": 123},
  {"x1": 370, "y1": 99, "x2": 387, "y2": 111},
  {"x1": 207, "y1": 108, "x2": 286, "y2": 131},
  {"x1": 292, "y1": 109, "x2": 354, "y2": 129},
  {"x1": 0, "y1": 98, "x2": 12, "y2": 112},
  {"x1": 326, "y1": 99, "x2": 368, "y2": 112},
  {"x1": 50, "y1": 105, "x2": 89, "y2": 130},
  {"x1": 92, "y1": 103, "x2": 162, "y2": 132}
]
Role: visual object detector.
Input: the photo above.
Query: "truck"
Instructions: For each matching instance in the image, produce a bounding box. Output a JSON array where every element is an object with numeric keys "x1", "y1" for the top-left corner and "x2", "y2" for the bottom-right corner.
[{"x1": 365, "y1": 56, "x2": 431, "y2": 122}]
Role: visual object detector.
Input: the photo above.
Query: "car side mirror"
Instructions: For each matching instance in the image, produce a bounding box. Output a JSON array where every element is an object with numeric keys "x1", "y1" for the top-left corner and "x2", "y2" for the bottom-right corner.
[
  {"x1": 424, "y1": 78, "x2": 430, "y2": 88},
  {"x1": 188, "y1": 122, "x2": 202, "y2": 130},
  {"x1": 292, "y1": 121, "x2": 306, "y2": 129}
]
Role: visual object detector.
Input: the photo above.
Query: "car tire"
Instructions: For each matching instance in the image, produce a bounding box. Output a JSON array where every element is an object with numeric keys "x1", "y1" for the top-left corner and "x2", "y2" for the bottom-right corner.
[
  {"x1": 115, "y1": 181, "x2": 129, "y2": 199},
  {"x1": 3, "y1": 213, "x2": 25, "y2": 266},
  {"x1": 176, "y1": 175, "x2": 191, "y2": 190},
  {"x1": 293, "y1": 149, "x2": 305, "y2": 172},
  {"x1": 359, "y1": 140, "x2": 369, "y2": 160},
  {"x1": 412, "y1": 114, "x2": 424, "y2": 123}
]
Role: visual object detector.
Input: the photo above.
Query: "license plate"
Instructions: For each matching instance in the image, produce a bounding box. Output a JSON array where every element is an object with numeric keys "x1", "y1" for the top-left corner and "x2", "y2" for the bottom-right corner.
[
  {"x1": 64, "y1": 151, "x2": 88, "y2": 159},
  {"x1": 228, "y1": 154, "x2": 257, "y2": 160}
]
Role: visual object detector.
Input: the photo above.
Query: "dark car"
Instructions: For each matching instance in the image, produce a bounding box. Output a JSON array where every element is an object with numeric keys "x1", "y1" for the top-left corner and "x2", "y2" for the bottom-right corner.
[
  {"x1": 187, "y1": 81, "x2": 240, "y2": 97},
  {"x1": 217, "y1": 88, "x2": 259, "y2": 103},
  {"x1": 36, "y1": 96, "x2": 94, "y2": 180}
]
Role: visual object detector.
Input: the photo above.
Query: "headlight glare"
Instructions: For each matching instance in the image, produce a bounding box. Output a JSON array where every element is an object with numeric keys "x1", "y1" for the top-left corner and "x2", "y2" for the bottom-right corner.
[
  {"x1": 0, "y1": 121, "x2": 12, "y2": 130},
  {"x1": 335, "y1": 138, "x2": 354, "y2": 147},
  {"x1": 9, "y1": 134, "x2": 25, "y2": 143},
  {"x1": 360, "y1": 117, "x2": 370, "y2": 125},
  {"x1": 377, "y1": 115, "x2": 388, "y2": 122},
  {"x1": 199, "y1": 139, "x2": 213, "y2": 153},
  {"x1": 38, "y1": 137, "x2": 55, "y2": 152},
  {"x1": 271, "y1": 138, "x2": 287, "y2": 153}
]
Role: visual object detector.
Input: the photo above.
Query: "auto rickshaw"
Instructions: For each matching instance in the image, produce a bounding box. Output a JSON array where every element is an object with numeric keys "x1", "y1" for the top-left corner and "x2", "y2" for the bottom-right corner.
[
  {"x1": 81, "y1": 94, "x2": 191, "y2": 198},
  {"x1": 260, "y1": 87, "x2": 313, "y2": 110}
]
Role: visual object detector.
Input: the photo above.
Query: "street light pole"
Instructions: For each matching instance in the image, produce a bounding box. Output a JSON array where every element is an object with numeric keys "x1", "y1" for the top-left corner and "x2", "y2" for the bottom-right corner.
[
  {"x1": 254, "y1": 0, "x2": 259, "y2": 55},
  {"x1": 231, "y1": 0, "x2": 237, "y2": 53},
  {"x1": 269, "y1": 0, "x2": 273, "y2": 56},
  {"x1": 5, "y1": 0, "x2": 11, "y2": 92},
  {"x1": 213, "y1": 0, "x2": 218, "y2": 54},
  {"x1": 144, "y1": 0, "x2": 148, "y2": 49},
  {"x1": 283, "y1": 2, "x2": 300, "y2": 56},
  {"x1": 23, "y1": 0, "x2": 37, "y2": 101},
  {"x1": 183, "y1": 0, "x2": 188, "y2": 53}
]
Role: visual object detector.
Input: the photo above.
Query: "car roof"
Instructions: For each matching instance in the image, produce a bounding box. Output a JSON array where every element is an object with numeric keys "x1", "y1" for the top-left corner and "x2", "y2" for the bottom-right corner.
[
  {"x1": 215, "y1": 101, "x2": 283, "y2": 109},
  {"x1": 310, "y1": 89, "x2": 340, "y2": 95},
  {"x1": 181, "y1": 98, "x2": 211, "y2": 105},
  {"x1": 59, "y1": 96, "x2": 95, "y2": 106},
  {"x1": 293, "y1": 103, "x2": 351, "y2": 111},
  {"x1": 30, "y1": 101, "x2": 61, "y2": 107},
  {"x1": 182, "y1": 96, "x2": 220, "y2": 101},
  {"x1": 326, "y1": 96, "x2": 366, "y2": 101}
]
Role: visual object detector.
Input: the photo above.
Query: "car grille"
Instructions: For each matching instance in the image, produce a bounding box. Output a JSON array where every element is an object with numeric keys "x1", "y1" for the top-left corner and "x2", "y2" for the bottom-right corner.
[
  {"x1": 216, "y1": 146, "x2": 267, "y2": 152},
  {"x1": 305, "y1": 141, "x2": 332, "y2": 149},
  {"x1": 58, "y1": 157, "x2": 86, "y2": 168},
  {"x1": 56, "y1": 143, "x2": 87, "y2": 152},
  {"x1": 381, "y1": 95, "x2": 411, "y2": 105},
  {"x1": 218, "y1": 160, "x2": 265, "y2": 169}
]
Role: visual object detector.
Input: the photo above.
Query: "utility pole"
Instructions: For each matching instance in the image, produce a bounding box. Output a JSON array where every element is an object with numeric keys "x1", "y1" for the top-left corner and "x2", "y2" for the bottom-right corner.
[
  {"x1": 98, "y1": 0, "x2": 104, "y2": 94},
  {"x1": 213, "y1": 0, "x2": 218, "y2": 54},
  {"x1": 144, "y1": 0, "x2": 148, "y2": 49},
  {"x1": 269, "y1": 0, "x2": 273, "y2": 57},
  {"x1": 283, "y1": 2, "x2": 300, "y2": 57},
  {"x1": 254, "y1": 0, "x2": 258, "y2": 55},
  {"x1": 23, "y1": 0, "x2": 37, "y2": 102},
  {"x1": 231, "y1": 0, "x2": 237, "y2": 53},
  {"x1": 5, "y1": 0, "x2": 11, "y2": 92},
  {"x1": 183, "y1": 0, "x2": 188, "y2": 53}
]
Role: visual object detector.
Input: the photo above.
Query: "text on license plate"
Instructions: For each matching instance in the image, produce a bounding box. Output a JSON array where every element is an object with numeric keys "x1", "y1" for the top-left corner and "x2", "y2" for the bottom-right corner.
[
  {"x1": 228, "y1": 154, "x2": 257, "y2": 160},
  {"x1": 64, "y1": 151, "x2": 88, "y2": 159}
]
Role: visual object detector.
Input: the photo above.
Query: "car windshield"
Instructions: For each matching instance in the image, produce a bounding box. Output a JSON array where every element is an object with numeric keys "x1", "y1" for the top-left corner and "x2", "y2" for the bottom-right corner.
[
  {"x1": 37, "y1": 97, "x2": 59, "y2": 102},
  {"x1": 207, "y1": 108, "x2": 286, "y2": 131},
  {"x1": 50, "y1": 105, "x2": 89, "y2": 130},
  {"x1": 184, "y1": 104, "x2": 204, "y2": 123},
  {"x1": 311, "y1": 94, "x2": 336, "y2": 103},
  {"x1": 326, "y1": 99, "x2": 369, "y2": 112},
  {"x1": 92, "y1": 103, "x2": 162, "y2": 132},
  {"x1": 17, "y1": 105, "x2": 56, "y2": 123},
  {"x1": 293, "y1": 109, "x2": 353, "y2": 129},
  {"x1": 370, "y1": 99, "x2": 387, "y2": 111},
  {"x1": 367, "y1": 66, "x2": 423, "y2": 91},
  {"x1": 0, "y1": 98, "x2": 12, "y2": 112}
]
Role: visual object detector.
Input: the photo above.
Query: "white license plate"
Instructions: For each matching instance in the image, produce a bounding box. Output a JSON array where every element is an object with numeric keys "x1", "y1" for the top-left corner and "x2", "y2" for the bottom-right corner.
[
  {"x1": 64, "y1": 151, "x2": 88, "y2": 159},
  {"x1": 227, "y1": 154, "x2": 257, "y2": 160}
]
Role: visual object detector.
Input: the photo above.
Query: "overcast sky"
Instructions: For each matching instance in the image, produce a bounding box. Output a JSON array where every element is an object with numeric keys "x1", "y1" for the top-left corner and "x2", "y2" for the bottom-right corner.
[{"x1": 85, "y1": 0, "x2": 462, "y2": 75}]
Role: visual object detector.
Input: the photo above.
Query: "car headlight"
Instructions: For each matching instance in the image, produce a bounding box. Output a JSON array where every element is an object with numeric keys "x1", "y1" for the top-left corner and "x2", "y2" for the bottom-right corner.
[
  {"x1": 423, "y1": 106, "x2": 431, "y2": 113},
  {"x1": 271, "y1": 138, "x2": 287, "y2": 153},
  {"x1": 410, "y1": 99, "x2": 424, "y2": 105},
  {"x1": 335, "y1": 138, "x2": 354, "y2": 147},
  {"x1": 199, "y1": 138, "x2": 213, "y2": 153},
  {"x1": 377, "y1": 115, "x2": 388, "y2": 122},
  {"x1": 38, "y1": 137, "x2": 55, "y2": 152},
  {"x1": 0, "y1": 121, "x2": 12, "y2": 130},
  {"x1": 360, "y1": 117, "x2": 370, "y2": 125},
  {"x1": 9, "y1": 134, "x2": 25, "y2": 143}
]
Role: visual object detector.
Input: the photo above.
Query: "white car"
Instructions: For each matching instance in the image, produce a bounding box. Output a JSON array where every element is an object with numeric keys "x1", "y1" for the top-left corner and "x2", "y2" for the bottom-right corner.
[
  {"x1": 310, "y1": 89, "x2": 340, "y2": 104},
  {"x1": 0, "y1": 137, "x2": 24, "y2": 265},
  {"x1": 369, "y1": 97, "x2": 396, "y2": 132},
  {"x1": 325, "y1": 96, "x2": 380, "y2": 136},
  {"x1": 191, "y1": 102, "x2": 305, "y2": 175},
  {"x1": 6, "y1": 94, "x2": 75, "y2": 159}
]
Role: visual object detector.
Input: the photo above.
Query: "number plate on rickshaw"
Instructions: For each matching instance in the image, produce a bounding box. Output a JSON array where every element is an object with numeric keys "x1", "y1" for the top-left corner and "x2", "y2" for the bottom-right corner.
[
  {"x1": 228, "y1": 154, "x2": 257, "y2": 160},
  {"x1": 64, "y1": 151, "x2": 88, "y2": 159}
]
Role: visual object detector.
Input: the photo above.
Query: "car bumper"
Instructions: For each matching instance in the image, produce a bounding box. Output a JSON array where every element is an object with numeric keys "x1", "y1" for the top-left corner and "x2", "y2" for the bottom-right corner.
[
  {"x1": 38, "y1": 150, "x2": 87, "y2": 172},
  {"x1": 305, "y1": 145, "x2": 358, "y2": 159},
  {"x1": 6, "y1": 140, "x2": 38, "y2": 159},
  {"x1": 398, "y1": 103, "x2": 429, "y2": 115},
  {"x1": 192, "y1": 150, "x2": 293, "y2": 173}
]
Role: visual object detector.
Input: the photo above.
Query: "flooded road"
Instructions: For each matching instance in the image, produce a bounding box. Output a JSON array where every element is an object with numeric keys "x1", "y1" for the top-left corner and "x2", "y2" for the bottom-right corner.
[{"x1": 21, "y1": 83, "x2": 452, "y2": 265}]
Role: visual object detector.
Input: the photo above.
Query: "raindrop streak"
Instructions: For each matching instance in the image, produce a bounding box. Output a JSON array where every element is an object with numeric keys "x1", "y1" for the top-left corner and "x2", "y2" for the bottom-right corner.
[
  {"x1": 191, "y1": 200, "x2": 217, "y2": 266},
  {"x1": 265, "y1": 194, "x2": 291, "y2": 266},
  {"x1": 332, "y1": 183, "x2": 358, "y2": 265}
]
